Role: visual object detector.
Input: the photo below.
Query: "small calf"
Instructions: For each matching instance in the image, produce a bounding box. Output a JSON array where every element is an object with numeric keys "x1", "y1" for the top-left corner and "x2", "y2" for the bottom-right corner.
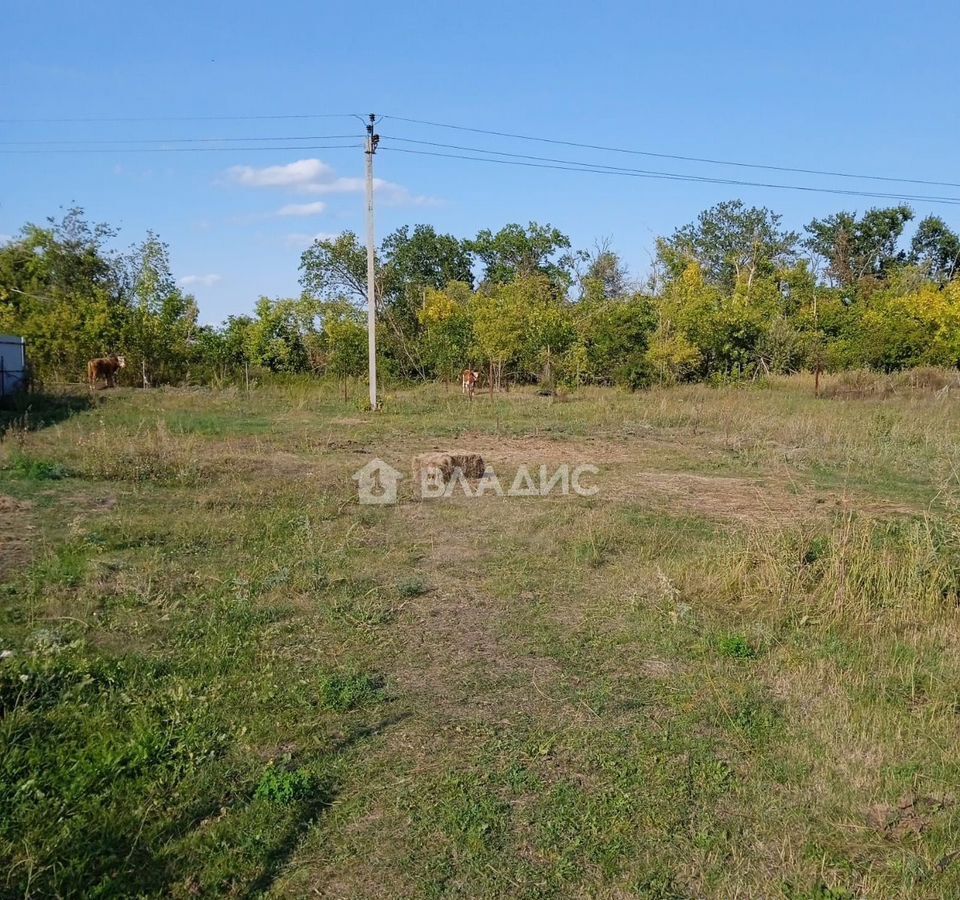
[
  {"x1": 461, "y1": 368, "x2": 480, "y2": 398},
  {"x1": 88, "y1": 355, "x2": 126, "y2": 388}
]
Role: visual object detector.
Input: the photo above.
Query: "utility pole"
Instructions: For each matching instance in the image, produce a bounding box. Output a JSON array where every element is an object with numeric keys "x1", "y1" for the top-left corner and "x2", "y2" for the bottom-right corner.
[{"x1": 364, "y1": 113, "x2": 379, "y2": 410}]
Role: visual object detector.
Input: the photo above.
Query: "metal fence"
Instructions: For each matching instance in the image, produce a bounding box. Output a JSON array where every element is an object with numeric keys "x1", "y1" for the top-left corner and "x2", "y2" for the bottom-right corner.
[{"x1": 0, "y1": 337, "x2": 27, "y2": 398}]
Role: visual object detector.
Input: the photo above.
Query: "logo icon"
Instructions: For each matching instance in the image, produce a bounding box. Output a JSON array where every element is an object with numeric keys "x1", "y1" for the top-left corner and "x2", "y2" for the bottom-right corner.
[{"x1": 352, "y1": 458, "x2": 403, "y2": 505}]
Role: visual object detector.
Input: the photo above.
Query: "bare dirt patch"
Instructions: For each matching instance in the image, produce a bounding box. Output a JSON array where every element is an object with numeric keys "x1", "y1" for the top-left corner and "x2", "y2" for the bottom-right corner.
[
  {"x1": 401, "y1": 432, "x2": 923, "y2": 524},
  {"x1": 446, "y1": 433, "x2": 639, "y2": 466},
  {"x1": 608, "y1": 471, "x2": 810, "y2": 524},
  {"x1": 63, "y1": 494, "x2": 118, "y2": 513},
  {"x1": 606, "y1": 470, "x2": 919, "y2": 524},
  {"x1": 388, "y1": 504, "x2": 595, "y2": 728},
  {"x1": 867, "y1": 793, "x2": 955, "y2": 841},
  {"x1": 0, "y1": 495, "x2": 31, "y2": 514},
  {"x1": 637, "y1": 657, "x2": 686, "y2": 680},
  {"x1": 392, "y1": 434, "x2": 920, "y2": 526}
]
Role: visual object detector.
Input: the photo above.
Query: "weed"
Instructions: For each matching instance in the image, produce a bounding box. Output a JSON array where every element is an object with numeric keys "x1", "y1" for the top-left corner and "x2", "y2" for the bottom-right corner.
[
  {"x1": 74, "y1": 421, "x2": 207, "y2": 484},
  {"x1": 7, "y1": 451, "x2": 68, "y2": 481},
  {"x1": 27, "y1": 543, "x2": 88, "y2": 593},
  {"x1": 316, "y1": 672, "x2": 385, "y2": 712},
  {"x1": 715, "y1": 633, "x2": 758, "y2": 659},
  {"x1": 254, "y1": 767, "x2": 318, "y2": 805},
  {"x1": 802, "y1": 535, "x2": 830, "y2": 565},
  {"x1": 782, "y1": 882, "x2": 855, "y2": 900},
  {"x1": 433, "y1": 773, "x2": 509, "y2": 856},
  {"x1": 726, "y1": 695, "x2": 783, "y2": 745},
  {"x1": 396, "y1": 576, "x2": 428, "y2": 599}
]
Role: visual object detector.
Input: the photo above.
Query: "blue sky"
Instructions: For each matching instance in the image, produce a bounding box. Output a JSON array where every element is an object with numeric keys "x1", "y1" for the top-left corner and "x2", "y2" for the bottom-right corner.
[{"x1": 2, "y1": 0, "x2": 958, "y2": 323}]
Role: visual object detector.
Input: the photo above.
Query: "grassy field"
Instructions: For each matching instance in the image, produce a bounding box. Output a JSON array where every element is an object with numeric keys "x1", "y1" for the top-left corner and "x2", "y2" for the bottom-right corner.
[{"x1": 2, "y1": 375, "x2": 960, "y2": 898}]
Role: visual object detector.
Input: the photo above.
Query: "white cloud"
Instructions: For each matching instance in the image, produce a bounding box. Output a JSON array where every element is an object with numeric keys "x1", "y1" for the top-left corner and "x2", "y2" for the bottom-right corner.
[
  {"x1": 226, "y1": 158, "x2": 335, "y2": 190},
  {"x1": 375, "y1": 181, "x2": 439, "y2": 207},
  {"x1": 223, "y1": 157, "x2": 437, "y2": 206},
  {"x1": 302, "y1": 175, "x2": 436, "y2": 206},
  {"x1": 178, "y1": 274, "x2": 222, "y2": 288},
  {"x1": 301, "y1": 175, "x2": 365, "y2": 195},
  {"x1": 0, "y1": 234, "x2": 12, "y2": 245},
  {"x1": 283, "y1": 232, "x2": 340, "y2": 250},
  {"x1": 275, "y1": 200, "x2": 327, "y2": 217}
]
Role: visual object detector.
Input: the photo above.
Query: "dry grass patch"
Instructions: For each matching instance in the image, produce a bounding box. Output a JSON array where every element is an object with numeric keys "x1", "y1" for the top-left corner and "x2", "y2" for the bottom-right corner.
[{"x1": 3, "y1": 380, "x2": 960, "y2": 898}]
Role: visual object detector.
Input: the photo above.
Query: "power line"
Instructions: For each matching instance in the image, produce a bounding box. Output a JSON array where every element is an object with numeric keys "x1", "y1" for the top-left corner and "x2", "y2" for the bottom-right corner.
[
  {"x1": 0, "y1": 143, "x2": 362, "y2": 155},
  {"x1": 378, "y1": 144, "x2": 960, "y2": 206},
  {"x1": 0, "y1": 112, "x2": 360, "y2": 124},
  {"x1": 6, "y1": 108, "x2": 955, "y2": 193},
  {"x1": 382, "y1": 135, "x2": 960, "y2": 202},
  {"x1": 5, "y1": 108, "x2": 957, "y2": 205},
  {"x1": 383, "y1": 114, "x2": 960, "y2": 191},
  {"x1": 0, "y1": 134, "x2": 361, "y2": 146}
]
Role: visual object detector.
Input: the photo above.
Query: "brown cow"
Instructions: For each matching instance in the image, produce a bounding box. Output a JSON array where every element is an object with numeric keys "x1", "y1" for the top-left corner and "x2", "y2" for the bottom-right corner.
[
  {"x1": 87, "y1": 355, "x2": 126, "y2": 389},
  {"x1": 461, "y1": 368, "x2": 480, "y2": 398}
]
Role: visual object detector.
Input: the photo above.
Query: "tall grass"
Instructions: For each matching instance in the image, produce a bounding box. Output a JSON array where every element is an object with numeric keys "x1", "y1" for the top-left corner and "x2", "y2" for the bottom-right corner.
[
  {"x1": 713, "y1": 515, "x2": 960, "y2": 624},
  {"x1": 73, "y1": 420, "x2": 209, "y2": 484}
]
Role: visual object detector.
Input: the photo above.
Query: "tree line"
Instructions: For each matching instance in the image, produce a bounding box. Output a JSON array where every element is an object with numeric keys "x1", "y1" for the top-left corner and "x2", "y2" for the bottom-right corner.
[{"x1": 1, "y1": 201, "x2": 958, "y2": 391}]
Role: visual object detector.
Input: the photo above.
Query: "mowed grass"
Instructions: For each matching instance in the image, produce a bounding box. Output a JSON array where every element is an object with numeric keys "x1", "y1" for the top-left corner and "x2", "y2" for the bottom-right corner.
[{"x1": 1, "y1": 374, "x2": 959, "y2": 898}]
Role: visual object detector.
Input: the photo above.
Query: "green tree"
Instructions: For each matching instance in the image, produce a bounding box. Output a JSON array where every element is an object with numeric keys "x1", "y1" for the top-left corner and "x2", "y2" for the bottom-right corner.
[
  {"x1": 577, "y1": 294, "x2": 656, "y2": 387},
  {"x1": 910, "y1": 215, "x2": 960, "y2": 282},
  {"x1": 298, "y1": 232, "x2": 371, "y2": 306},
  {"x1": 856, "y1": 279, "x2": 960, "y2": 370},
  {"x1": 244, "y1": 297, "x2": 321, "y2": 373},
  {"x1": 219, "y1": 315, "x2": 254, "y2": 371},
  {"x1": 657, "y1": 200, "x2": 798, "y2": 291},
  {"x1": 380, "y1": 225, "x2": 474, "y2": 377},
  {"x1": 757, "y1": 317, "x2": 807, "y2": 374},
  {"x1": 577, "y1": 239, "x2": 631, "y2": 301},
  {"x1": 471, "y1": 278, "x2": 535, "y2": 389},
  {"x1": 121, "y1": 232, "x2": 198, "y2": 385},
  {"x1": 470, "y1": 222, "x2": 574, "y2": 292},
  {"x1": 325, "y1": 307, "x2": 368, "y2": 398},
  {"x1": 299, "y1": 228, "x2": 470, "y2": 379},
  {"x1": 417, "y1": 282, "x2": 474, "y2": 384},
  {"x1": 468, "y1": 275, "x2": 575, "y2": 388},
  {"x1": 804, "y1": 205, "x2": 914, "y2": 288},
  {"x1": 381, "y1": 224, "x2": 474, "y2": 294},
  {"x1": 654, "y1": 261, "x2": 721, "y2": 373},
  {"x1": 0, "y1": 210, "x2": 124, "y2": 381},
  {"x1": 645, "y1": 325, "x2": 703, "y2": 384}
]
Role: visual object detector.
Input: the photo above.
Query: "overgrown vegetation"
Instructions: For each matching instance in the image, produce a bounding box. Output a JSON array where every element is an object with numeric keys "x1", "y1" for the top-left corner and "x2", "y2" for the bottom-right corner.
[
  {"x1": 2, "y1": 203, "x2": 958, "y2": 392},
  {"x1": 0, "y1": 379, "x2": 958, "y2": 896}
]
